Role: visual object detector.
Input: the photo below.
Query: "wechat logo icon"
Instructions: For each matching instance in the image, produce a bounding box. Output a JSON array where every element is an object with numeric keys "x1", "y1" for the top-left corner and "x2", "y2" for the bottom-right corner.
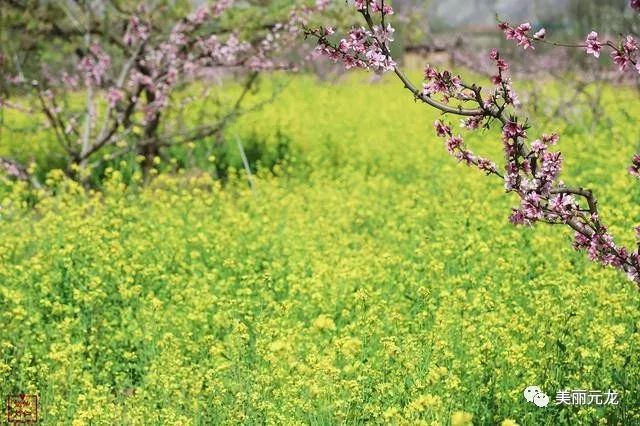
[{"x1": 524, "y1": 385, "x2": 550, "y2": 408}]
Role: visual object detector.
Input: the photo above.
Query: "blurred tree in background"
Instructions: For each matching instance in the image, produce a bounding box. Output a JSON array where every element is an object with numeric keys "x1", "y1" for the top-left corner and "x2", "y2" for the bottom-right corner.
[{"x1": 0, "y1": 0, "x2": 330, "y2": 185}]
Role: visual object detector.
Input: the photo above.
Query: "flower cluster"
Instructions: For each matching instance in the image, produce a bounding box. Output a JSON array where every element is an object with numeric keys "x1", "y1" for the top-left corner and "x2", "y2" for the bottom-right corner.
[
  {"x1": 307, "y1": 0, "x2": 397, "y2": 73},
  {"x1": 423, "y1": 66, "x2": 463, "y2": 102},
  {"x1": 573, "y1": 226, "x2": 618, "y2": 266},
  {"x1": 312, "y1": 25, "x2": 396, "y2": 73},
  {"x1": 585, "y1": 31, "x2": 603, "y2": 58},
  {"x1": 547, "y1": 192, "x2": 578, "y2": 222},
  {"x1": 125, "y1": 5, "x2": 257, "y2": 122},
  {"x1": 503, "y1": 124, "x2": 565, "y2": 224},
  {"x1": 425, "y1": 51, "x2": 573, "y2": 231},
  {"x1": 502, "y1": 121, "x2": 640, "y2": 280},
  {"x1": 106, "y1": 87, "x2": 124, "y2": 108},
  {"x1": 582, "y1": 31, "x2": 640, "y2": 71},
  {"x1": 433, "y1": 119, "x2": 498, "y2": 174},
  {"x1": 487, "y1": 49, "x2": 519, "y2": 106},
  {"x1": 494, "y1": 17, "x2": 640, "y2": 275},
  {"x1": 308, "y1": 0, "x2": 640, "y2": 285},
  {"x1": 123, "y1": 15, "x2": 150, "y2": 47},
  {"x1": 499, "y1": 18, "x2": 640, "y2": 74},
  {"x1": 423, "y1": 45, "x2": 640, "y2": 284},
  {"x1": 498, "y1": 22, "x2": 536, "y2": 50},
  {"x1": 77, "y1": 43, "x2": 111, "y2": 86},
  {"x1": 354, "y1": 0, "x2": 393, "y2": 15},
  {"x1": 498, "y1": 120, "x2": 640, "y2": 280},
  {"x1": 571, "y1": 223, "x2": 640, "y2": 282},
  {"x1": 611, "y1": 35, "x2": 638, "y2": 71}
]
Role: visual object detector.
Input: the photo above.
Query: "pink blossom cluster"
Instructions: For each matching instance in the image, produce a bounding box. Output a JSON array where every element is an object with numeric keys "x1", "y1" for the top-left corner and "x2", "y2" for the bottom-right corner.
[
  {"x1": 499, "y1": 19, "x2": 640, "y2": 74},
  {"x1": 25, "y1": 0, "x2": 319, "y2": 124},
  {"x1": 585, "y1": 31, "x2": 603, "y2": 58},
  {"x1": 123, "y1": 16, "x2": 150, "y2": 47},
  {"x1": 117, "y1": 0, "x2": 310, "y2": 121},
  {"x1": 354, "y1": 0, "x2": 393, "y2": 15},
  {"x1": 573, "y1": 223, "x2": 640, "y2": 283},
  {"x1": 308, "y1": 0, "x2": 397, "y2": 73},
  {"x1": 77, "y1": 43, "x2": 111, "y2": 86},
  {"x1": 452, "y1": 47, "x2": 640, "y2": 281},
  {"x1": 422, "y1": 66, "x2": 462, "y2": 103},
  {"x1": 547, "y1": 192, "x2": 578, "y2": 222},
  {"x1": 61, "y1": 72, "x2": 79, "y2": 89},
  {"x1": 212, "y1": 0, "x2": 234, "y2": 16},
  {"x1": 312, "y1": 25, "x2": 396, "y2": 73},
  {"x1": 498, "y1": 22, "x2": 536, "y2": 50},
  {"x1": 106, "y1": 87, "x2": 124, "y2": 108},
  {"x1": 500, "y1": 123, "x2": 640, "y2": 279},
  {"x1": 611, "y1": 35, "x2": 638, "y2": 71},
  {"x1": 486, "y1": 51, "x2": 640, "y2": 279},
  {"x1": 245, "y1": 2, "x2": 330, "y2": 72},
  {"x1": 574, "y1": 225, "x2": 621, "y2": 266},
  {"x1": 177, "y1": 0, "x2": 233, "y2": 26},
  {"x1": 487, "y1": 49, "x2": 519, "y2": 106},
  {"x1": 433, "y1": 119, "x2": 498, "y2": 174},
  {"x1": 504, "y1": 128, "x2": 565, "y2": 224}
]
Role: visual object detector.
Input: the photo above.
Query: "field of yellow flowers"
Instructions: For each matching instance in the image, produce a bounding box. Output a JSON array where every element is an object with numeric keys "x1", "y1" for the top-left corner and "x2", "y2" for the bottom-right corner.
[{"x1": 2, "y1": 72, "x2": 640, "y2": 425}]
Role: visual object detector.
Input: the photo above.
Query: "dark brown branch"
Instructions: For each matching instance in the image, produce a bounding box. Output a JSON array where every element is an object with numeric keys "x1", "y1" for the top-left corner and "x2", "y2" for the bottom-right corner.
[
  {"x1": 34, "y1": 87, "x2": 74, "y2": 155},
  {"x1": 550, "y1": 186, "x2": 599, "y2": 217}
]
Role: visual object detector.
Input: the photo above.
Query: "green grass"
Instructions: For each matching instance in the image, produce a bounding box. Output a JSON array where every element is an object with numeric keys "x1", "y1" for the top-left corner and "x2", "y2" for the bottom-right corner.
[{"x1": 1, "y1": 71, "x2": 640, "y2": 425}]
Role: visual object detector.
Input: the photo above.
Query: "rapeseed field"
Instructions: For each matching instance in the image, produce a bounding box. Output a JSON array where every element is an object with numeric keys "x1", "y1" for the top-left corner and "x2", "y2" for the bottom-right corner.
[{"x1": 1, "y1": 73, "x2": 640, "y2": 425}]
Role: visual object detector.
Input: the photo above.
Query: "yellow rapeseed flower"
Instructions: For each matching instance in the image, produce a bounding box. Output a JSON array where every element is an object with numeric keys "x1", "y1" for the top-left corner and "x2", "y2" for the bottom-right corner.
[{"x1": 451, "y1": 411, "x2": 473, "y2": 426}]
